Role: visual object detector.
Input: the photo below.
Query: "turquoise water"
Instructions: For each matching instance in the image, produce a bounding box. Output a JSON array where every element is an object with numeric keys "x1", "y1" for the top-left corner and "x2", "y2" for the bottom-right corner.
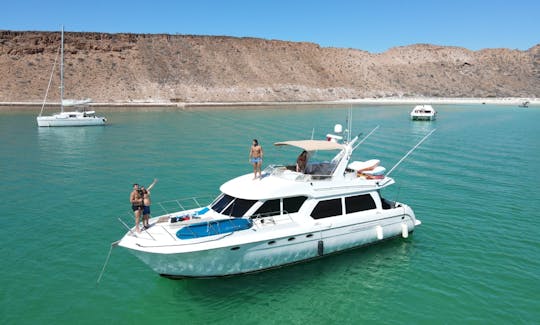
[{"x1": 1, "y1": 105, "x2": 539, "y2": 324}]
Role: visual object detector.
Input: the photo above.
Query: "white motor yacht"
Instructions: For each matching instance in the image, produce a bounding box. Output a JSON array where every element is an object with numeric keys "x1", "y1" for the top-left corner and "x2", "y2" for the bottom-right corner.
[
  {"x1": 117, "y1": 124, "x2": 427, "y2": 278},
  {"x1": 410, "y1": 104, "x2": 436, "y2": 121}
]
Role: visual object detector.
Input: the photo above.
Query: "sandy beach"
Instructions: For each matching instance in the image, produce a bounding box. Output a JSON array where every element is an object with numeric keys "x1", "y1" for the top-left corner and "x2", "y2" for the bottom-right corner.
[{"x1": 0, "y1": 97, "x2": 537, "y2": 110}]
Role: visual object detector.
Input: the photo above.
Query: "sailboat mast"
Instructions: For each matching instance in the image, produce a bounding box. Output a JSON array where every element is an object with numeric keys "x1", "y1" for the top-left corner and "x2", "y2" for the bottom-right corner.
[{"x1": 60, "y1": 25, "x2": 64, "y2": 113}]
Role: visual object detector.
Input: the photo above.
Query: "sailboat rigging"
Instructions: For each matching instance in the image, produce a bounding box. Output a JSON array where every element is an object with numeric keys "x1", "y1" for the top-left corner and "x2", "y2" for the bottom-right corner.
[{"x1": 36, "y1": 26, "x2": 106, "y2": 127}]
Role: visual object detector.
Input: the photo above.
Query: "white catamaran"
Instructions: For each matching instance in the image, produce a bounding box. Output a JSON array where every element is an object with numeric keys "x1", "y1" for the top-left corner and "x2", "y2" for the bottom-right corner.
[{"x1": 36, "y1": 26, "x2": 106, "y2": 127}]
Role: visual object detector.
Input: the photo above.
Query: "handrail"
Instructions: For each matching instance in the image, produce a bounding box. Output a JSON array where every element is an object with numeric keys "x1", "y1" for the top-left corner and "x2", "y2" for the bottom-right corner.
[
  {"x1": 154, "y1": 195, "x2": 214, "y2": 215},
  {"x1": 250, "y1": 210, "x2": 295, "y2": 228},
  {"x1": 117, "y1": 216, "x2": 156, "y2": 240},
  {"x1": 118, "y1": 217, "x2": 135, "y2": 236},
  {"x1": 135, "y1": 232, "x2": 234, "y2": 248}
]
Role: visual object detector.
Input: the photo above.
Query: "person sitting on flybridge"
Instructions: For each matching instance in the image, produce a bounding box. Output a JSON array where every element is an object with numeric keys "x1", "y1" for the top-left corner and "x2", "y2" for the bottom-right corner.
[{"x1": 296, "y1": 151, "x2": 308, "y2": 173}]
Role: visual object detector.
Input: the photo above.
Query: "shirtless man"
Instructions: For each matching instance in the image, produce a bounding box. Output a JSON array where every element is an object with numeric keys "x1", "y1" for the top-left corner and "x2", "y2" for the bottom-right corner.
[
  {"x1": 249, "y1": 139, "x2": 263, "y2": 179},
  {"x1": 130, "y1": 183, "x2": 144, "y2": 233}
]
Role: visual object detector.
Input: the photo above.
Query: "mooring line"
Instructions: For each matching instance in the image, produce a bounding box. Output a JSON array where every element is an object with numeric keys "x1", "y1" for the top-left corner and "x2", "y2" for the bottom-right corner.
[{"x1": 96, "y1": 240, "x2": 120, "y2": 285}]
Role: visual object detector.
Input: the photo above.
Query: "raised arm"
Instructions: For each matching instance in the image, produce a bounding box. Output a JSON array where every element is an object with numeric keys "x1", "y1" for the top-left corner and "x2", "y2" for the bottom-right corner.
[{"x1": 147, "y1": 178, "x2": 158, "y2": 191}]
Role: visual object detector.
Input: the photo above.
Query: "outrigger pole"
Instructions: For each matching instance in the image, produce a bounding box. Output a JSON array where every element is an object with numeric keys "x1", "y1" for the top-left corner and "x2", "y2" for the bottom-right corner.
[
  {"x1": 353, "y1": 125, "x2": 380, "y2": 150},
  {"x1": 387, "y1": 129, "x2": 436, "y2": 176}
]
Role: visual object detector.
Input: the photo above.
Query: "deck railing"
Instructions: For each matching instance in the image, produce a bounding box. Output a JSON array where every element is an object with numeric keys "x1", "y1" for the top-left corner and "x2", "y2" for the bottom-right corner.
[
  {"x1": 264, "y1": 164, "x2": 335, "y2": 181},
  {"x1": 155, "y1": 195, "x2": 216, "y2": 215},
  {"x1": 118, "y1": 195, "x2": 215, "y2": 236}
]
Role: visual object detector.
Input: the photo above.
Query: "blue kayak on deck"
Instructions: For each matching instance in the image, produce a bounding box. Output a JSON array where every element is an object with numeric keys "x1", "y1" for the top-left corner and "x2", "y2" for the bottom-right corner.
[{"x1": 176, "y1": 218, "x2": 253, "y2": 240}]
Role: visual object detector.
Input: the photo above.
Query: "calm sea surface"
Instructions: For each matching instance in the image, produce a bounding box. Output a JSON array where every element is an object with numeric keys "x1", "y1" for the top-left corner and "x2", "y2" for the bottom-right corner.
[{"x1": 1, "y1": 104, "x2": 539, "y2": 324}]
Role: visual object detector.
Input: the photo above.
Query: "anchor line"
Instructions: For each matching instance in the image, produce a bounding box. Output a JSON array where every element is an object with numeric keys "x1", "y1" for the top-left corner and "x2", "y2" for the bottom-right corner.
[{"x1": 96, "y1": 240, "x2": 120, "y2": 285}]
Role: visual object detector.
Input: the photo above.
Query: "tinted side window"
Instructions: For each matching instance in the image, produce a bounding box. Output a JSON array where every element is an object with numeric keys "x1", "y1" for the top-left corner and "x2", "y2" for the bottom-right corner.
[
  {"x1": 253, "y1": 199, "x2": 281, "y2": 217},
  {"x1": 345, "y1": 194, "x2": 376, "y2": 213},
  {"x1": 311, "y1": 198, "x2": 342, "y2": 219},
  {"x1": 222, "y1": 198, "x2": 258, "y2": 217},
  {"x1": 283, "y1": 196, "x2": 307, "y2": 213}
]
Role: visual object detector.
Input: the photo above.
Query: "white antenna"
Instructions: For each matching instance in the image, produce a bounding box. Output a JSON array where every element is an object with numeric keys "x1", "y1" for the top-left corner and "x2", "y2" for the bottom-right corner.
[
  {"x1": 348, "y1": 106, "x2": 353, "y2": 143},
  {"x1": 344, "y1": 106, "x2": 353, "y2": 143},
  {"x1": 60, "y1": 25, "x2": 64, "y2": 112}
]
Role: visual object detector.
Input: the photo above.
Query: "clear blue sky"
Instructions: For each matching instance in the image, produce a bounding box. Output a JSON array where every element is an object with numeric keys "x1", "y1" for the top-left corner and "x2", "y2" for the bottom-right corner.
[{"x1": 2, "y1": 0, "x2": 538, "y2": 53}]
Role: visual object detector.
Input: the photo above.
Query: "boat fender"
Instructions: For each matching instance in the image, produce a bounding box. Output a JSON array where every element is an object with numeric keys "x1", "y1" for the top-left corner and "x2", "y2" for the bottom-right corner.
[
  {"x1": 198, "y1": 207, "x2": 209, "y2": 215},
  {"x1": 401, "y1": 222, "x2": 409, "y2": 238},
  {"x1": 376, "y1": 225, "x2": 383, "y2": 240},
  {"x1": 317, "y1": 240, "x2": 324, "y2": 256}
]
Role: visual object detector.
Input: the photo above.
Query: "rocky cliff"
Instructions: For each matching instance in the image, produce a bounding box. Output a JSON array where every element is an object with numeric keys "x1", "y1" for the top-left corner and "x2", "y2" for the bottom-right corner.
[{"x1": 1, "y1": 30, "x2": 538, "y2": 103}]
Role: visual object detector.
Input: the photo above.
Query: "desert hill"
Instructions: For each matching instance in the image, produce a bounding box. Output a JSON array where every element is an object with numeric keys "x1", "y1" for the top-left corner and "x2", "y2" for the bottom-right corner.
[{"x1": 0, "y1": 30, "x2": 538, "y2": 103}]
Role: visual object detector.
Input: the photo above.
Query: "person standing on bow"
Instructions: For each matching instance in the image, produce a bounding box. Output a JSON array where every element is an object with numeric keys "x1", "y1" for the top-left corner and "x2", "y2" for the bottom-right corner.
[
  {"x1": 249, "y1": 139, "x2": 264, "y2": 179},
  {"x1": 129, "y1": 183, "x2": 144, "y2": 233},
  {"x1": 141, "y1": 178, "x2": 158, "y2": 229}
]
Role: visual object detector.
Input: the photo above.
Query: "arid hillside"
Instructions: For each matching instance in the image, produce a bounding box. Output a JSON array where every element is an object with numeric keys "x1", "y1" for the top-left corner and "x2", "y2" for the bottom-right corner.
[{"x1": 1, "y1": 30, "x2": 539, "y2": 103}]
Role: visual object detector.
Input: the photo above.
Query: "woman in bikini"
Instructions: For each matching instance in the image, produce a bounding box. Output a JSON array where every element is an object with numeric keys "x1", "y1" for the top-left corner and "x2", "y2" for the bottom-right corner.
[{"x1": 141, "y1": 179, "x2": 158, "y2": 229}]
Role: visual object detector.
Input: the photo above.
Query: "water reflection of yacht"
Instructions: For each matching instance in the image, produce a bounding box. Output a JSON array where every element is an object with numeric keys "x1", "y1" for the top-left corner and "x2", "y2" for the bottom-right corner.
[
  {"x1": 37, "y1": 126, "x2": 104, "y2": 164},
  {"x1": 117, "y1": 120, "x2": 427, "y2": 278}
]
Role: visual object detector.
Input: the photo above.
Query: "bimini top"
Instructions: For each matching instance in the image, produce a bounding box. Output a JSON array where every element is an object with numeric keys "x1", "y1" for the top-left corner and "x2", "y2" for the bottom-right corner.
[{"x1": 274, "y1": 140, "x2": 345, "y2": 151}]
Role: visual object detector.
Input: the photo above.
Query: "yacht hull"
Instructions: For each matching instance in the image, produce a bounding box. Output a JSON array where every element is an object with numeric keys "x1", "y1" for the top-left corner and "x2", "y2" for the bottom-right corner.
[
  {"x1": 121, "y1": 211, "x2": 418, "y2": 278},
  {"x1": 411, "y1": 115, "x2": 436, "y2": 121},
  {"x1": 37, "y1": 116, "x2": 106, "y2": 127}
]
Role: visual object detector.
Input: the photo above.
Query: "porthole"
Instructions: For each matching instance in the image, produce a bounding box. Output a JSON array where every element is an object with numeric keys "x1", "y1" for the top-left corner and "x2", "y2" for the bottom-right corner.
[
  {"x1": 268, "y1": 240, "x2": 276, "y2": 245},
  {"x1": 288, "y1": 237, "x2": 295, "y2": 241},
  {"x1": 230, "y1": 246, "x2": 240, "y2": 251},
  {"x1": 306, "y1": 234, "x2": 314, "y2": 238}
]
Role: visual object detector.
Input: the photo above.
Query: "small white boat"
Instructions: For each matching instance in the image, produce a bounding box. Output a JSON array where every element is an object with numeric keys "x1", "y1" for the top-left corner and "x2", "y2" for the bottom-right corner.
[
  {"x1": 36, "y1": 26, "x2": 106, "y2": 127},
  {"x1": 116, "y1": 118, "x2": 430, "y2": 278},
  {"x1": 410, "y1": 105, "x2": 436, "y2": 121},
  {"x1": 518, "y1": 101, "x2": 529, "y2": 108}
]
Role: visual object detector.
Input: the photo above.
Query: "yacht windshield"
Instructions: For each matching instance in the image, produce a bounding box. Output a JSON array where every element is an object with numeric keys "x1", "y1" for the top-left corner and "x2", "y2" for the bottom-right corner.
[
  {"x1": 222, "y1": 198, "x2": 257, "y2": 217},
  {"x1": 305, "y1": 150, "x2": 342, "y2": 176},
  {"x1": 210, "y1": 193, "x2": 257, "y2": 217},
  {"x1": 210, "y1": 194, "x2": 234, "y2": 213}
]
